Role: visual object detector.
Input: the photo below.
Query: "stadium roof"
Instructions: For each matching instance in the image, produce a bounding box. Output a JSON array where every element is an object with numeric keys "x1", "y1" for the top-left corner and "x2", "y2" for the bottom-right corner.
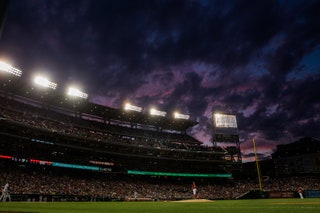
[{"x1": 0, "y1": 72, "x2": 198, "y2": 132}]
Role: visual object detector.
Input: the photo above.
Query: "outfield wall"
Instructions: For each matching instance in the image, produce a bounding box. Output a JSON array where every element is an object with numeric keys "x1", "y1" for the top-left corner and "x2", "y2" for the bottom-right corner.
[
  {"x1": 269, "y1": 190, "x2": 320, "y2": 198},
  {"x1": 3, "y1": 194, "x2": 123, "y2": 202},
  {"x1": 304, "y1": 190, "x2": 320, "y2": 198},
  {"x1": 238, "y1": 190, "x2": 320, "y2": 199}
]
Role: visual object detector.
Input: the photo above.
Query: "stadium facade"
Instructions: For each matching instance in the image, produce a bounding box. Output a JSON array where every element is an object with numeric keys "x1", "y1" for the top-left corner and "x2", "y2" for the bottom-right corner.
[{"x1": 272, "y1": 137, "x2": 320, "y2": 176}]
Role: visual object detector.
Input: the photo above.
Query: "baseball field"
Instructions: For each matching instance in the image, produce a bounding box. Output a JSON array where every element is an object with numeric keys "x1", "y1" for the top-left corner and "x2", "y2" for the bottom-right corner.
[{"x1": 0, "y1": 198, "x2": 320, "y2": 213}]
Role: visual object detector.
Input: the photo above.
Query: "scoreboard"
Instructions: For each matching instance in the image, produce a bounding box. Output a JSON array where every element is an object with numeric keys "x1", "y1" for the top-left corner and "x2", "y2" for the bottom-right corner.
[{"x1": 214, "y1": 134, "x2": 239, "y2": 142}]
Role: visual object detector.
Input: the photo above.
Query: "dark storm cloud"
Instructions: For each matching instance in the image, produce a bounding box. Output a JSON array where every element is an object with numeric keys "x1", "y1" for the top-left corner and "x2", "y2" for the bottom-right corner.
[
  {"x1": 281, "y1": 76, "x2": 320, "y2": 137},
  {"x1": 1, "y1": 0, "x2": 320, "y2": 161},
  {"x1": 266, "y1": 0, "x2": 320, "y2": 78},
  {"x1": 1, "y1": 0, "x2": 283, "y2": 87},
  {"x1": 165, "y1": 72, "x2": 208, "y2": 114}
]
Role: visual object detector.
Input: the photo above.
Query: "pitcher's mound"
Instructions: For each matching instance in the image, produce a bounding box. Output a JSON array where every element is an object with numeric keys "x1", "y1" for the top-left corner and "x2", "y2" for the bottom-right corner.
[{"x1": 173, "y1": 199, "x2": 213, "y2": 202}]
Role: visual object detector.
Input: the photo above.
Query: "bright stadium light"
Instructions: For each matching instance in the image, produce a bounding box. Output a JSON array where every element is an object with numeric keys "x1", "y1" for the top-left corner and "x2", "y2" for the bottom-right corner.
[
  {"x1": 0, "y1": 61, "x2": 22, "y2": 77},
  {"x1": 124, "y1": 103, "x2": 142, "y2": 112},
  {"x1": 214, "y1": 113, "x2": 237, "y2": 128},
  {"x1": 34, "y1": 76, "x2": 57, "y2": 90},
  {"x1": 150, "y1": 108, "x2": 166, "y2": 117},
  {"x1": 67, "y1": 87, "x2": 88, "y2": 99},
  {"x1": 174, "y1": 112, "x2": 190, "y2": 120}
]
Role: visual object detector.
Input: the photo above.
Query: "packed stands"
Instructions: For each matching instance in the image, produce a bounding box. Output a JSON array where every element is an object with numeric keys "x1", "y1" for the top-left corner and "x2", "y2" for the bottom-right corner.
[{"x1": 1, "y1": 160, "x2": 319, "y2": 201}]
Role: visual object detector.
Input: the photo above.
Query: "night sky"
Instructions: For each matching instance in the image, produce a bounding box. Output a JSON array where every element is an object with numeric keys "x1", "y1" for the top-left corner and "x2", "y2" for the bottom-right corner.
[{"x1": 0, "y1": 0, "x2": 319, "y2": 162}]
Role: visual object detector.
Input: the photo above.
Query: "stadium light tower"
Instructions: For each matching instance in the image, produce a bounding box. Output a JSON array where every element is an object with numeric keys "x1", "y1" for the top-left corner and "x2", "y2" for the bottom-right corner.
[
  {"x1": 173, "y1": 112, "x2": 190, "y2": 120},
  {"x1": 150, "y1": 108, "x2": 166, "y2": 117},
  {"x1": 34, "y1": 76, "x2": 57, "y2": 90},
  {"x1": 67, "y1": 87, "x2": 88, "y2": 99},
  {"x1": 0, "y1": 61, "x2": 22, "y2": 77},
  {"x1": 124, "y1": 103, "x2": 142, "y2": 112},
  {"x1": 213, "y1": 112, "x2": 242, "y2": 163}
]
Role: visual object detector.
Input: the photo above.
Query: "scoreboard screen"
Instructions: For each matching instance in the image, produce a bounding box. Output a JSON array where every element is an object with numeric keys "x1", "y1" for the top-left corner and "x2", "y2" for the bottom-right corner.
[
  {"x1": 214, "y1": 134, "x2": 239, "y2": 142},
  {"x1": 213, "y1": 113, "x2": 237, "y2": 128}
]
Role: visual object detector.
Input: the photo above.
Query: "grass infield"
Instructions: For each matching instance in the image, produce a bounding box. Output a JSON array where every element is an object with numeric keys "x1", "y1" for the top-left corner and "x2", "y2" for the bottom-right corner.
[{"x1": 0, "y1": 198, "x2": 320, "y2": 213}]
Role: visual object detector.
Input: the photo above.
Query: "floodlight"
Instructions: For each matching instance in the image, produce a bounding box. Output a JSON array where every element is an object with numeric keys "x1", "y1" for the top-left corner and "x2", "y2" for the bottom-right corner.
[
  {"x1": 34, "y1": 76, "x2": 57, "y2": 90},
  {"x1": 150, "y1": 108, "x2": 166, "y2": 117},
  {"x1": 174, "y1": 112, "x2": 190, "y2": 120},
  {"x1": 214, "y1": 113, "x2": 237, "y2": 128},
  {"x1": 124, "y1": 103, "x2": 142, "y2": 112},
  {"x1": 0, "y1": 61, "x2": 22, "y2": 77},
  {"x1": 67, "y1": 87, "x2": 88, "y2": 99}
]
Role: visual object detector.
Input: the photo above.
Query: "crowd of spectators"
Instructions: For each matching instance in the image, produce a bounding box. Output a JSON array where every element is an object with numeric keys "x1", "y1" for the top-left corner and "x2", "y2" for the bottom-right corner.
[
  {"x1": 1, "y1": 162, "x2": 319, "y2": 201},
  {"x1": 0, "y1": 93, "x2": 281, "y2": 202},
  {"x1": 0, "y1": 95, "x2": 228, "y2": 166}
]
